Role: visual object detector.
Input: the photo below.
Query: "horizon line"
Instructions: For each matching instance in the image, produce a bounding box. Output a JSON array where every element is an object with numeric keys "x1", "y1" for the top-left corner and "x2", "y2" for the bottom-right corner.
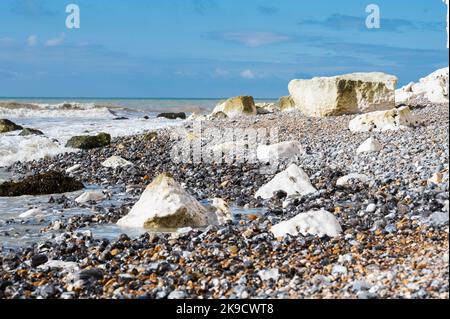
[{"x1": 0, "y1": 96, "x2": 279, "y2": 100}]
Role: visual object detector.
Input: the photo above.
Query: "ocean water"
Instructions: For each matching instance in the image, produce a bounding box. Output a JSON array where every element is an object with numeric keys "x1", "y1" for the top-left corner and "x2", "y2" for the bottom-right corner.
[
  {"x1": 0, "y1": 98, "x2": 270, "y2": 248},
  {"x1": 0, "y1": 98, "x2": 226, "y2": 167}
]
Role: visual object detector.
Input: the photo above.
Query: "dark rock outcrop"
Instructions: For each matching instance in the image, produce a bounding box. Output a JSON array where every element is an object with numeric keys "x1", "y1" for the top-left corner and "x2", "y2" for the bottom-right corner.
[
  {"x1": 0, "y1": 171, "x2": 83, "y2": 197},
  {"x1": 19, "y1": 128, "x2": 44, "y2": 136},
  {"x1": 0, "y1": 119, "x2": 23, "y2": 133},
  {"x1": 157, "y1": 112, "x2": 186, "y2": 120},
  {"x1": 65, "y1": 133, "x2": 111, "y2": 150}
]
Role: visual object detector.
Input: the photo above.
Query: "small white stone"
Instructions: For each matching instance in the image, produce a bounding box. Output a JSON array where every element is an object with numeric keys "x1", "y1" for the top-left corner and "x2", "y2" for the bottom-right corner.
[
  {"x1": 336, "y1": 173, "x2": 370, "y2": 187},
  {"x1": 101, "y1": 156, "x2": 133, "y2": 169},
  {"x1": 18, "y1": 208, "x2": 43, "y2": 219},
  {"x1": 258, "y1": 268, "x2": 280, "y2": 281},
  {"x1": 331, "y1": 265, "x2": 348, "y2": 276},
  {"x1": 75, "y1": 191, "x2": 105, "y2": 204},
  {"x1": 357, "y1": 137, "x2": 383, "y2": 154},
  {"x1": 366, "y1": 203, "x2": 377, "y2": 213},
  {"x1": 271, "y1": 209, "x2": 342, "y2": 238},
  {"x1": 65, "y1": 164, "x2": 81, "y2": 174},
  {"x1": 255, "y1": 164, "x2": 316, "y2": 200}
]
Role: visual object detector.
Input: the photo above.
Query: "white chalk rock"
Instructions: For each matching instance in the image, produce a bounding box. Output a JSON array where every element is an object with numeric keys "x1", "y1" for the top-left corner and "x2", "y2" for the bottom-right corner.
[
  {"x1": 271, "y1": 209, "x2": 342, "y2": 238},
  {"x1": 255, "y1": 164, "x2": 317, "y2": 200},
  {"x1": 211, "y1": 198, "x2": 232, "y2": 224},
  {"x1": 288, "y1": 72, "x2": 397, "y2": 117},
  {"x1": 101, "y1": 156, "x2": 133, "y2": 169},
  {"x1": 75, "y1": 191, "x2": 105, "y2": 204},
  {"x1": 349, "y1": 106, "x2": 419, "y2": 132},
  {"x1": 211, "y1": 96, "x2": 256, "y2": 118},
  {"x1": 117, "y1": 173, "x2": 210, "y2": 229},
  {"x1": 256, "y1": 141, "x2": 303, "y2": 163},
  {"x1": 19, "y1": 208, "x2": 43, "y2": 219},
  {"x1": 38, "y1": 260, "x2": 80, "y2": 273},
  {"x1": 396, "y1": 67, "x2": 449, "y2": 105},
  {"x1": 336, "y1": 173, "x2": 370, "y2": 187},
  {"x1": 356, "y1": 137, "x2": 383, "y2": 154},
  {"x1": 65, "y1": 164, "x2": 81, "y2": 174}
]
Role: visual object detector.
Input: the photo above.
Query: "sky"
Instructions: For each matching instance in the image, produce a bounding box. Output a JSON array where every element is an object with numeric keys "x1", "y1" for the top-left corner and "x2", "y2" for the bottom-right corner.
[{"x1": 0, "y1": 0, "x2": 448, "y2": 98}]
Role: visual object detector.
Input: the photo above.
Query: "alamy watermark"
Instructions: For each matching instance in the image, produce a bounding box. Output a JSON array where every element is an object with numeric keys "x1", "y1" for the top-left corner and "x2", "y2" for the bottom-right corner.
[
  {"x1": 169, "y1": 121, "x2": 281, "y2": 175},
  {"x1": 366, "y1": 4, "x2": 381, "y2": 29},
  {"x1": 66, "y1": 4, "x2": 80, "y2": 29}
]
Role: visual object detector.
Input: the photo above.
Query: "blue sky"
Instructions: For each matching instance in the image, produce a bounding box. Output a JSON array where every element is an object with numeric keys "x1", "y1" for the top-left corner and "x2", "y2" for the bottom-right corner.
[{"x1": 0, "y1": 0, "x2": 448, "y2": 98}]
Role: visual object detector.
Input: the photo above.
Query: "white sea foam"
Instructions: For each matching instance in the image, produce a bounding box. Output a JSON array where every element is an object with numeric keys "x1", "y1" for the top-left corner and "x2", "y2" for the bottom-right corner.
[
  {"x1": 0, "y1": 115, "x2": 182, "y2": 167},
  {"x1": 0, "y1": 101, "x2": 117, "y2": 118}
]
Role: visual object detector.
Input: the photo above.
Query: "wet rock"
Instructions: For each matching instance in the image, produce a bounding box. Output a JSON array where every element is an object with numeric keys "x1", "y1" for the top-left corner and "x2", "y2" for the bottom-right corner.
[
  {"x1": 31, "y1": 254, "x2": 48, "y2": 267},
  {"x1": 78, "y1": 268, "x2": 104, "y2": 281},
  {"x1": 0, "y1": 171, "x2": 83, "y2": 196},
  {"x1": 0, "y1": 119, "x2": 22, "y2": 133},
  {"x1": 157, "y1": 112, "x2": 186, "y2": 120},
  {"x1": 66, "y1": 133, "x2": 111, "y2": 150},
  {"x1": 19, "y1": 128, "x2": 44, "y2": 136}
]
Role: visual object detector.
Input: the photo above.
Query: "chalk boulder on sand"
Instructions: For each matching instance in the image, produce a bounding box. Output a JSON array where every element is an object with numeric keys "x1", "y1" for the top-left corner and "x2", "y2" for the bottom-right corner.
[
  {"x1": 349, "y1": 106, "x2": 419, "y2": 132},
  {"x1": 255, "y1": 164, "x2": 316, "y2": 200},
  {"x1": 396, "y1": 67, "x2": 449, "y2": 105},
  {"x1": 271, "y1": 209, "x2": 342, "y2": 238},
  {"x1": 288, "y1": 72, "x2": 397, "y2": 117},
  {"x1": 211, "y1": 96, "x2": 257, "y2": 118},
  {"x1": 117, "y1": 173, "x2": 211, "y2": 229}
]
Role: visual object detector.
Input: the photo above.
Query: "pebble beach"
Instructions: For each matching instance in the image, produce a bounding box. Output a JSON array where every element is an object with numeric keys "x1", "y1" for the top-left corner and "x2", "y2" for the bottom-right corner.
[{"x1": 0, "y1": 99, "x2": 448, "y2": 299}]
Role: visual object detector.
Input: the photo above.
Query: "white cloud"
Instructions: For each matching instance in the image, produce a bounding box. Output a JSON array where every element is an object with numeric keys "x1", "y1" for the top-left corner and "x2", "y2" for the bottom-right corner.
[
  {"x1": 240, "y1": 69, "x2": 256, "y2": 79},
  {"x1": 0, "y1": 37, "x2": 14, "y2": 44},
  {"x1": 27, "y1": 35, "x2": 38, "y2": 46},
  {"x1": 216, "y1": 31, "x2": 292, "y2": 47},
  {"x1": 46, "y1": 33, "x2": 65, "y2": 47},
  {"x1": 214, "y1": 68, "x2": 230, "y2": 77}
]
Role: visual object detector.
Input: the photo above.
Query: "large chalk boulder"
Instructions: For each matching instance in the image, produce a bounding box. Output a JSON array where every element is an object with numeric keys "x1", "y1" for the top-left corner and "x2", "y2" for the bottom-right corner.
[
  {"x1": 117, "y1": 173, "x2": 211, "y2": 229},
  {"x1": 349, "y1": 106, "x2": 419, "y2": 132},
  {"x1": 211, "y1": 96, "x2": 257, "y2": 118},
  {"x1": 396, "y1": 67, "x2": 449, "y2": 105},
  {"x1": 271, "y1": 209, "x2": 342, "y2": 238},
  {"x1": 256, "y1": 141, "x2": 303, "y2": 163},
  {"x1": 255, "y1": 164, "x2": 317, "y2": 200},
  {"x1": 288, "y1": 72, "x2": 397, "y2": 117}
]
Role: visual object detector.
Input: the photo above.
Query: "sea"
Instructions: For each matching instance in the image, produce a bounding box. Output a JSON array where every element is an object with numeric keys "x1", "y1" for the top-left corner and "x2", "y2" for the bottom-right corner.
[{"x1": 0, "y1": 98, "x2": 271, "y2": 249}]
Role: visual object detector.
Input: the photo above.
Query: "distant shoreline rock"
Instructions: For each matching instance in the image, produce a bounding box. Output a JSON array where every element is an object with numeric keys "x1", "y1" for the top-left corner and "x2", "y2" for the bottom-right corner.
[{"x1": 288, "y1": 72, "x2": 397, "y2": 117}]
